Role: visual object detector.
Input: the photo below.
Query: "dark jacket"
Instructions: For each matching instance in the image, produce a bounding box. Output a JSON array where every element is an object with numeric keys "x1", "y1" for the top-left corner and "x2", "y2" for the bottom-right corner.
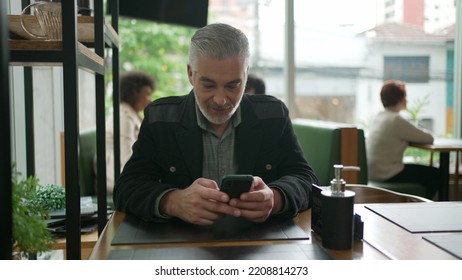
[{"x1": 114, "y1": 91, "x2": 319, "y2": 221}]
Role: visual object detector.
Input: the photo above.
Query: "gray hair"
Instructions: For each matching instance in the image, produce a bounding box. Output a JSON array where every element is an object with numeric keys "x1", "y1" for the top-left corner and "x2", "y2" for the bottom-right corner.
[{"x1": 189, "y1": 23, "x2": 250, "y2": 71}]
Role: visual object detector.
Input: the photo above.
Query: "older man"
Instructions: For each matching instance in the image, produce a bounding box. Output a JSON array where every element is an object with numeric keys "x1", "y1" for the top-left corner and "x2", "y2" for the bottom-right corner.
[{"x1": 114, "y1": 23, "x2": 318, "y2": 225}]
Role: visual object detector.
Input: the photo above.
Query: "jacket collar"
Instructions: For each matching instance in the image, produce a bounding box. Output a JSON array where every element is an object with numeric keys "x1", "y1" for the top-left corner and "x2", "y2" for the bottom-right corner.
[{"x1": 176, "y1": 91, "x2": 264, "y2": 178}]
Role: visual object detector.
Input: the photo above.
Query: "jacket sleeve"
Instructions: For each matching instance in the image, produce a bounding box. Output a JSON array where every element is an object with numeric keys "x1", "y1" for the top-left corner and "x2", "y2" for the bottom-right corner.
[
  {"x1": 242, "y1": 96, "x2": 319, "y2": 219},
  {"x1": 113, "y1": 108, "x2": 179, "y2": 222},
  {"x1": 267, "y1": 114, "x2": 319, "y2": 219}
]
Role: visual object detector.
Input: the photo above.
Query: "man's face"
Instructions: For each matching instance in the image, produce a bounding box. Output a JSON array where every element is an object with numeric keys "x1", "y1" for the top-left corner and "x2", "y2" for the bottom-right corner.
[{"x1": 188, "y1": 56, "x2": 247, "y2": 126}]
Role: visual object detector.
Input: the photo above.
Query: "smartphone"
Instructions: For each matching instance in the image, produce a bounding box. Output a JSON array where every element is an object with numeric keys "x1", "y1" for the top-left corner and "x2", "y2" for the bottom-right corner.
[{"x1": 220, "y1": 174, "x2": 253, "y2": 199}]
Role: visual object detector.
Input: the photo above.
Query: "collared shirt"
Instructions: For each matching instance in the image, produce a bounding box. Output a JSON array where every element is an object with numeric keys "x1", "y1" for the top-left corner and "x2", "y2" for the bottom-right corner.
[
  {"x1": 154, "y1": 104, "x2": 242, "y2": 219},
  {"x1": 196, "y1": 103, "x2": 242, "y2": 185}
]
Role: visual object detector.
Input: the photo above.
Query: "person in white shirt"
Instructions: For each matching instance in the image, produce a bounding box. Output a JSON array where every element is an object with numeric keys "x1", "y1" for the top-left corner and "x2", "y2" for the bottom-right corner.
[
  {"x1": 105, "y1": 71, "x2": 156, "y2": 194},
  {"x1": 366, "y1": 80, "x2": 440, "y2": 199}
]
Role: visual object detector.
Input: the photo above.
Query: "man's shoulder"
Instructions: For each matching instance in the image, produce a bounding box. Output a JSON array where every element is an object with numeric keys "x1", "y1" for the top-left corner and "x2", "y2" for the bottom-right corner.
[
  {"x1": 146, "y1": 95, "x2": 188, "y2": 123},
  {"x1": 244, "y1": 94, "x2": 288, "y2": 119},
  {"x1": 151, "y1": 95, "x2": 185, "y2": 106}
]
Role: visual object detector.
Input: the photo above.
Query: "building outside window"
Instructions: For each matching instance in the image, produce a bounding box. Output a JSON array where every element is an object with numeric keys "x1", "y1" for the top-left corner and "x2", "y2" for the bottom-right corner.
[{"x1": 208, "y1": 0, "x2": 456, "y2": 137}]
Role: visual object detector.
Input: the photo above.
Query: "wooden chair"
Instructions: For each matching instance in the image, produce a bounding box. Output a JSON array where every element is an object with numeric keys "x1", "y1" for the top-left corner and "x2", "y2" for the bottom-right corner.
[
  {"x1": 78, "y1": 129, "x2": 97, "y2": 198},
  {"x1": 293, "y1": 119, "x2": 427, "y2": 198},
  {"x1": 78, "y1": 129, "x2": 114, "y2": 209},
  {"x1": 346, "y1": 184, "x2": 432, "y2": 204},
  {"x1": 62, "y1": 129, "x2": 114, "y2": 208}
]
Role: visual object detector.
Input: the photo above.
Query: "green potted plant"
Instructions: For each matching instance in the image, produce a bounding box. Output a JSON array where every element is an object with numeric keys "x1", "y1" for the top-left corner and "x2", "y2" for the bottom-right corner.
[
  {"x1": 11, "y1": 166, "x2": 54, "y2": 259},
  {"x1": 404, "y1": 94, "x2": 432, "y2": 164},
  {"x1": 31, "y1": 183, "x2": 66, "y2": 212},
  {"x1": 406, "y1": 93, "x2": 430, "y2": 125}
]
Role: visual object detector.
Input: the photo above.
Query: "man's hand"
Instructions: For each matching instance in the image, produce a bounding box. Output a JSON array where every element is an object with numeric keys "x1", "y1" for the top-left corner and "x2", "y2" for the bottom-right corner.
[
  {"x1": 228, "y1": 176, "x2": 284, "y2": 223},
  {"x1": 160, "y1": 178, "x2": 241, "y2": 225}
]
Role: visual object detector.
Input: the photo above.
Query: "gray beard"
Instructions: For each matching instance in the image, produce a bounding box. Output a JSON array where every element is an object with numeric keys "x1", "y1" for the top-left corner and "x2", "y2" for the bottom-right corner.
[{"x1": 194, "y1": 90, "x2": 241, "y2": 125}]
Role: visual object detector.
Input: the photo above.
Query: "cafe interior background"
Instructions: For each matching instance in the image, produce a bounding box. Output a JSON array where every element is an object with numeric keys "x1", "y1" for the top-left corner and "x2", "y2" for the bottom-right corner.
[
  {"x1": 6, "y1": 0, "x2": 461, "y2": 190},
  {"x1": 3, "y1": 0, "x2": 462, "y2": 260}
]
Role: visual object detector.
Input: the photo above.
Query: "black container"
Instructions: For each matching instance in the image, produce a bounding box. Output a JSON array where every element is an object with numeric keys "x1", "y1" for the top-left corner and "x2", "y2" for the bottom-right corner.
[{"x1": 321, "y1": 189, "x2": 355, "y2": 250}]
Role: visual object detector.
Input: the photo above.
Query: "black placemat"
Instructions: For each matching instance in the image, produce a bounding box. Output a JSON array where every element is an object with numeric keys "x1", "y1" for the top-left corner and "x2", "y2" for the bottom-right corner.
[
  {"x1": 365, "y1": 202, "x2": 462, "y2": 233},
  {"x1": 108, "y1": 243, "x2": 331, "y2": 260},
  {"x1": 423, "y1": 234, "x2": 462, "y2": 259},
  {"x1": 112, "y1": 214, "x2": 309, "y2": 245}
]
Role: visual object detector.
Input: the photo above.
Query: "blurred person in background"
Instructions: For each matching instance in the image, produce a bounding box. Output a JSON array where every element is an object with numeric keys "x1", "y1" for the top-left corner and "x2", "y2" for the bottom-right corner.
[
  {"x1": 105, "y1": 70, "x2": 156, "y2": 194},
  {"x1": 366, "y1": 80, "x2": 440, "y2": 199},
  {"x1": 245, "y1": 74, "x2": 266, "y2": 95}
]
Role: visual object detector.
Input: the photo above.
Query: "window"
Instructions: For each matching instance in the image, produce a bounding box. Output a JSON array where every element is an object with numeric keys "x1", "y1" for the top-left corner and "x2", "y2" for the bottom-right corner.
[{"x1": 383, "y1": 56, "x2": 430, "y2": 83}]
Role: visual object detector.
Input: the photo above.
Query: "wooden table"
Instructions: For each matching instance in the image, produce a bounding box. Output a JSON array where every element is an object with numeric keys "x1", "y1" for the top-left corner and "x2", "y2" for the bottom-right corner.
[
  {"x1": 50, "y1": 212, "x2": 113, "y2": 259},
  {"x1": 355, "y1": 203, "x2": 459, "y2": 259},
  {"x1": 88, "y1": 206, "x2": 458, "y2": 260},
  {"x1": 52, "y1": 231, "x2": 98, "y2": 260},
  {"x1": 410, "y1": 138, "x2": 462, "y2": 201}
]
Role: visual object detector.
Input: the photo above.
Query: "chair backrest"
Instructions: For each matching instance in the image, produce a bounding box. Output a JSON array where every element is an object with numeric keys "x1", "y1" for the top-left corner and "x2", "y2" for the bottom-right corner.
[
  {"x1": 292, "y1": 119, "x2": 427, "y2": 198},
  {"x1": 346, "y1": 184, "x2": 432, "y2": 203},
  {"x1": 78, "y1": 129, "x2": 97, "y2": 197},
  {"x1": 293, "y1": 121, "x2": 340, "y2": 186},
  {"x1": 293, "y1": 119, "x2": 367, "y2": 185}
]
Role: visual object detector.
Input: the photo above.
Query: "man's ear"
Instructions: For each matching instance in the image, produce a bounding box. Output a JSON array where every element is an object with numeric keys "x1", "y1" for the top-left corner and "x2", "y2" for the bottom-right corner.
[{"x1": 187, "y1": 64, "x2": 194, "y2": 86}]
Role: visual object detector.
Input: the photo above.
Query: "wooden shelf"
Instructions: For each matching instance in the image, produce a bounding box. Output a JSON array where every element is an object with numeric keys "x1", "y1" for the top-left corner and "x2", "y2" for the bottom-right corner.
[
  {"x1": 9, "y1": 15, "x2": 119, "y2": 47},
  {"x1": 104, "y1": 22, "x2": 120, "y2": 47},
  {"x1": 3, "y1": 1, "x2": 119, "y2": 260},
  {"x1": 9, "y1": 15, "x2": 94, "y2": 42},
  {"x1": 9, "y1": 40, "x2": 104, "y2": 73},
  {"x1": 10, "y1": 39, "x2": 64, "y2": 50}
]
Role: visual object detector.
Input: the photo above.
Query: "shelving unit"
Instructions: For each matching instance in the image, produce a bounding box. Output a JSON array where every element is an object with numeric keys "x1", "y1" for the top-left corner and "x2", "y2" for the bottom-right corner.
[
  {"x1": 2, "y1": 0, "x2": 119, "y2": 259},
  {"x1": 0, "y1": 0, "x2": 13, "y2": 261}
]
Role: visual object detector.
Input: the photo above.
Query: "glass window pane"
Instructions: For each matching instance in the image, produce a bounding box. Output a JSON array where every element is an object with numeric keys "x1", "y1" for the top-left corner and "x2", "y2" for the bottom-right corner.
[
  {"x1": 118, "y1": 0, "x2": 457, "y2": 137},
  {"x1": 384, "y1": 56, "x2": 430, "y2": 83}
]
